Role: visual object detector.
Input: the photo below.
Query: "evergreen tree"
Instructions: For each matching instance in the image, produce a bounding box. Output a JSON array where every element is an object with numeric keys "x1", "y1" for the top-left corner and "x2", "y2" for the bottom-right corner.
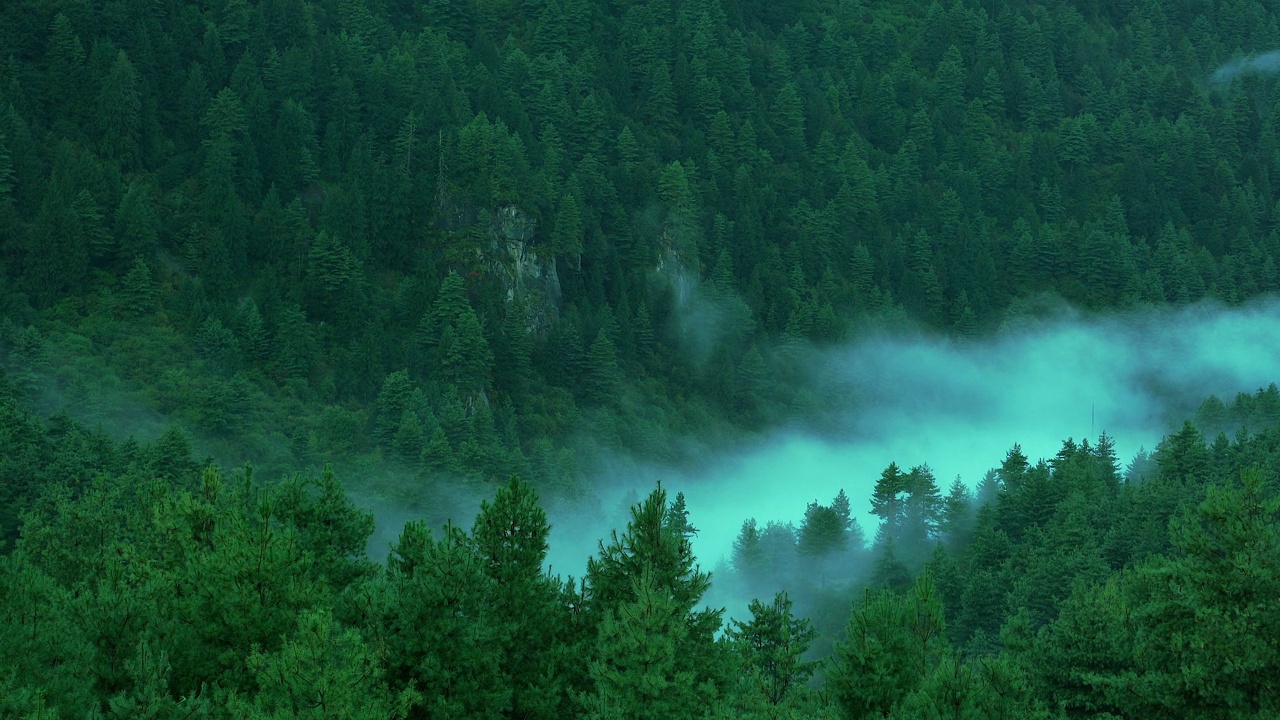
[
  {"x1": 871, "y1": 536, "x2": 913, "y2": 591},
  {"x1": 441, "y1": 307, "x2": 495, "y2": 394},
  {"x1": 471, "y1": 477, "x2": 572, "y2": 720},
  {"x1": 901, "y1": 465, "x2": 943, "y2": 559},
  {"x1": 96, "y1": 50, "x2": 142, "y2": 167},
  {"x1": 494, "y1": 297, "x2": 534, "y2": 400},
  {"x1": 115, "y1": 181, "x2": 160, "y2": 261},
  {"x1": 582, "y1": 566, "x2": 705, "y2": 720},
  {"x1": 373, "y1": 370, "x2": 415, "y2": 447},
  {"x1": 939, "y1": 476, "x2": 974, "y2": 549},
  {"x1": 770, "y1": 82, "x2": 806, "y2": 158},
  {"x1": 999, "y1": 444, "x2": 1029, "y2": 492},
  {"x1": 830, "y1": 574, "x2": 948, "y2": 719},
  {"x1": 584, "y1": 485, "x2": 727, "y2": 708},
  {"x1": 726, "y1": 592, "x2": 818, "y2": 709},
  {"x1": 1036, "y1": 467, "x2": 1280, "y2": 718},
  {"x1": 392, "y1": 411, "x2": 425, "y2": 465},
  {"x1": 871, "y1": 462, "x2": 907, "y2": 540},
  {"x1": 231, "y1": 609, "x2": 418, "y2": 718},
  {"x1": 735, "y1": 344, "x2": 769, "y2": 416},
  {"x1": 732, "y1": 518, "x2": 765, "y2": 579},
  {"x1": 975, "y1": 469, "x2": 1002, "y2": 506},
  {"x1": 583, "y1": 330, "x2": 623, "y2": 405},
  {"x1": 117, "y1": 257, "x2": 156, "y2": 317},
  {"x1": 0, "y1": 129, "x2": 13, "y2": 207},
  {"x1": 550, "y1": 190, "x2": 585, "y2": 262},
  {"x1": 72, "y1": 189, "x2": 113, "y2": 266},
  {"x1": 797, "y1": 501, "x2": 846, "y2": 560},
  {"x1": 45, "y1": 14, "x2": 87, "y2": 130},
  {"x1": 379, "y1": 521, "x2": 510, "y2": 718}
]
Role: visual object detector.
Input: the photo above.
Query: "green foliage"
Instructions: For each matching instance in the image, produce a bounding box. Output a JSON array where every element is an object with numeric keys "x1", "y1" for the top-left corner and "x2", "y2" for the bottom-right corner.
[
  {"x1": 6, "y1": 0, "x2": 1280, "y2": 712},
  {"x1": 229, "y1": 609, "x2": 418, "y2": 719},
  {"x1": 5, "y1": 0, "x2": 1280, "y2": 505},
  {"x1": 1, "y1": 368, "x2": 1279, "y2": 717},
  {"x1": 586, "y1": 484, "x2": 712, "y2": 617},
  {"x1": 1034, "y1": 466, "x2": 1280, "y2": 718},
  {"x1": 829, "y1": 573, "x2": 948, "y2": 720},
  {"x1": 0, "y1": 553, "x2": 97, "y2": 714},
  {"x1": 585, "y1": 485, "x2": 728, "y2": 713},
  {"x1": 726, "y1": 592, "x2": 818, "y2": 709},
  {"x1": 583, "y1": 565, "x2": 708, "y2": 720},
  {"x1": 96, "y1": 51, "x2": 141, "y2": 167}
]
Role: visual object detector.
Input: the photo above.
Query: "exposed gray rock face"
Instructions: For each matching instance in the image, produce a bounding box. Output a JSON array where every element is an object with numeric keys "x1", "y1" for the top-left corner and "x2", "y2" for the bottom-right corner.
[{"x1": 486, "y1": 205, "x2": 560, "y2": 336}]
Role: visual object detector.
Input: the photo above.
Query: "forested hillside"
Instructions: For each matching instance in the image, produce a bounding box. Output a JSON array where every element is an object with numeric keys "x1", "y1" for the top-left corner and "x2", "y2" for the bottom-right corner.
[
  {"x1": 4, "y1": 0, "x2": 1280, "y2": 489},
  {"x1": 3, "y1": 0, "x2": 1280, "y2": 716}
]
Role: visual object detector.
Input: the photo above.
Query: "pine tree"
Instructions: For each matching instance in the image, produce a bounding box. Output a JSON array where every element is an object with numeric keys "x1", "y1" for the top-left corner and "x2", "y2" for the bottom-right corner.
[
  {"x1": 901, "y1": 465, "x2": 943, "y2": 559},
  {"x1": 617, "y1": 125, "x2": 641, "y2": 174},
  {"x1": 889, "y1": 653, "x2": 1048, "y2": 719},
  {"x1": 999, "y1": 444, "x2": 1029, "y2": 492},
  {"x1": 235, "y1": 300, "x2": 271, "y2": 365},
  {"x1": 644, "y1": 60, "x2": 677, "y2": 133},
  {"x1": 830, "y1": 573, "x2": 947, "y2": 718},
  {"x1": 380, "y1": 521, "x2": 510, "y2": 717},
  {"x1": 726, "y1": 592, "x2": 819, "y2": 709},
  {"x1": 471, "y1": 477, "x2": 571, "y2": 720},
  {"x1": 436, "y1": 384, "x2": 470, "y2": 449},
  {"x1": 975, "y1": 469, "x2": 1002, "y2": 506},
  {"x1": 0, "y1": 128, "x2": 13, "y2": 206},
  {"x1": 583, "y1": 566, "x2": 704, "y2": 720},
  {"x1": 272, "y1": 304, "x2": 316, "y2": 381},
  {"x1": 584, "y1": 485, "x2": 726, "y2": 702},
  {"x1": 494, "y1": 297, "x2": 534, "y2": 400},
  {"x1": 1036, "y1": 468, "x2": 1280, "y2": 718},
  {"x1": 587, "y1": 485, "x2": 712, "y2": 617},
  {"x1": 0, "y1": 553, "x2": 100, "y2": 713},
  {"x1": 797, "y1": 502, "x2": 846, "y2": 560},
  {"x1": 735, "y1": 344, "x2": 769, "y2": 414},
  {"x1": 832, "y1": 489, "x2": 852, "y2": 530},
  {"x1": 45, "y1": 14, "x2": 87, "y2": 130},
  {"x1": 556, "y1": 321, "x2": 589, "y2": 388},
  {"x1": 194, "y1": 317, "x2": 239, "y2": 373},
  {"x1": 666, "y1": 492, "x2": 697, "y2": 539},
  {"x1": 770, "y1": 82, "x2": 806, "y2": 158},
  {"x1": 422, "y1": 425, "x2": 456, "y2": 473},
  {"x1": 421, "y1": 272, "x2": 493, "y2": 394},
  {"x1": 1094, "y1": 431, "x2": 1122, "y2": 489},
  {"x1": 231, "y1": 609, "x2": 418, "y2": 718},
  {"x1": 1155, "y1": 420, "x2": 1211, "y2": 486},
  {"x1": 871, "y1": 535, "x2": 913, "y2": 591},
  {"x1": 871, "y1": 462, "x2": 907, "y2": 539},
  {"x1": 634, "y1": 301, "x2": 655, "y2": 363}
]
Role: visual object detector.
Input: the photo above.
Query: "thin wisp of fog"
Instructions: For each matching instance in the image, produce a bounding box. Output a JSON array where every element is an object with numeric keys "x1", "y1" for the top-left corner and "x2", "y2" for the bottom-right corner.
[{"x1": 545, "y1": 297, "x2": 1280, "y2": 588}]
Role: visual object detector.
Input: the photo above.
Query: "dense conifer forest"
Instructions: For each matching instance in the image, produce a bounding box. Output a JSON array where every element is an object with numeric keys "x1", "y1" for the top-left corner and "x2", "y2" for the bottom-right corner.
[{"x1": 2, "y1": 0, "x2": 1280, "y2": 715}]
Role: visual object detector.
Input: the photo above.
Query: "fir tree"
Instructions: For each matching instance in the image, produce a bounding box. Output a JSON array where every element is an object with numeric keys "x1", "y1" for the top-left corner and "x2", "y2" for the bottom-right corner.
[
  {"x1": 117, "y1": 257, "x2": 156, "y2": 317},
  {"x1": 583, "y1": 331, "x2": 622, "y2": 405}
]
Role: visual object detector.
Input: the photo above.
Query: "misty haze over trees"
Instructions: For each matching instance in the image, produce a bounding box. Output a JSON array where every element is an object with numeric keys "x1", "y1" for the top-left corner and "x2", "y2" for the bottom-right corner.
[{"x1": 1, "y1": 0, "x2": 1279, "y2": 715}]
